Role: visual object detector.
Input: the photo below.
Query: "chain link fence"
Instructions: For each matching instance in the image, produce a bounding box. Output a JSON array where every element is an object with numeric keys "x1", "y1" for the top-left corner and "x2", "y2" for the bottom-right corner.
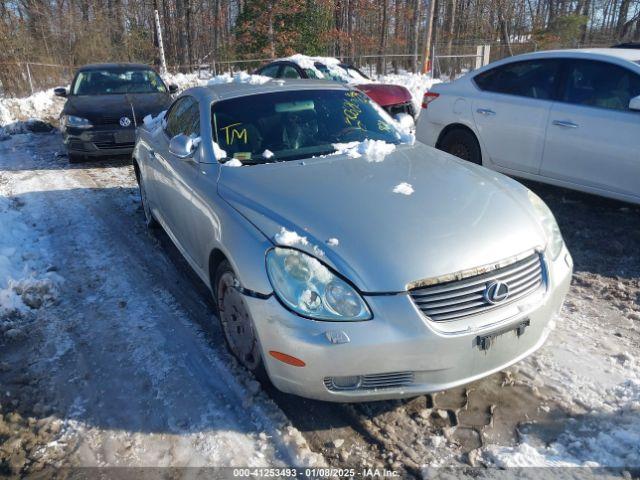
[{"x1": 2, "y1": 40, "x2": 593, "y2": 98}]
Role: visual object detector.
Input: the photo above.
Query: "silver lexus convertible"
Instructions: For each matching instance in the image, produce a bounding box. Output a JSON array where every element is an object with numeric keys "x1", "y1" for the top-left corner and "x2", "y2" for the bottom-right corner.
[{"x1": 133, "y1": 79, "x2": 572, "y2": 402}]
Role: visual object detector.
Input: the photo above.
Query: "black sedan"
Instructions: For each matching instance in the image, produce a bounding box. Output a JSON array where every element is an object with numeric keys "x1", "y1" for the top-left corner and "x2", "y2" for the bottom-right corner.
[{"x1": 55, "y1": 63, "x2": 177, "y2": 162}]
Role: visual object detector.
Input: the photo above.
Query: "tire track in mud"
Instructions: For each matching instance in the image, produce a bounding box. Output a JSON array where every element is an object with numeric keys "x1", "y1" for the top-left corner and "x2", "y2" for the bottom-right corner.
[{"x1": 8, "y1": 135, "x2": 316, "y2": 468}]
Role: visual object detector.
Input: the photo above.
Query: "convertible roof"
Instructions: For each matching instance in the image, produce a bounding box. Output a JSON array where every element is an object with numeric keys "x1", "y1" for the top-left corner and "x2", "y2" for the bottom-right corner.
[
  {"x1": 78, "y1": 63, "x2": 154, "y2": 71},
  {"x1": 191, "y1": 79, "x2": 348, "y2": 103}
]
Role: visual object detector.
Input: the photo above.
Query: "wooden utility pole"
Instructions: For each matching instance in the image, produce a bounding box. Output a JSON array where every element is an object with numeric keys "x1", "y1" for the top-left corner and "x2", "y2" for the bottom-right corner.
[{"x1": 422, "y1": 0, "x2": 437, "y2": 73}]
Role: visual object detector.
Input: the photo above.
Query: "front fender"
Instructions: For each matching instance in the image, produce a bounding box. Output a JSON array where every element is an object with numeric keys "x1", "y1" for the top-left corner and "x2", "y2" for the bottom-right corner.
[{"x1": 203, "y1": 195, "x2": 274, "y2": 296}]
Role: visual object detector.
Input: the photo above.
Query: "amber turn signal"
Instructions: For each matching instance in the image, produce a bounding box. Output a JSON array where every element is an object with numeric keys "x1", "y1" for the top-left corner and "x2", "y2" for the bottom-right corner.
[{"x1": 269, "y1": 351, "x2": 306, "y2": 367}]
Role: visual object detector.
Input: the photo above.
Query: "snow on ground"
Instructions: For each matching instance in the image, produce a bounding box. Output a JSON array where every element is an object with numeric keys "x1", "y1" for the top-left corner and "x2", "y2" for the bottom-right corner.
[
  {"x1": 0, "y1": 88, "x2": 66, "y2": 126},
  {"x1": 207, "y1": 71, "x2": 272, "y2": 85},
  {"x1": 0, "y1": 132, "x2": 324, "y2": 474}
]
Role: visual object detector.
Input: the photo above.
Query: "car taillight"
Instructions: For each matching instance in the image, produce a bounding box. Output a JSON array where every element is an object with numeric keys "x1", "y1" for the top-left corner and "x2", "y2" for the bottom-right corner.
[{"x1": 422, "y1": 91, "x2": 439, "y2": 109}]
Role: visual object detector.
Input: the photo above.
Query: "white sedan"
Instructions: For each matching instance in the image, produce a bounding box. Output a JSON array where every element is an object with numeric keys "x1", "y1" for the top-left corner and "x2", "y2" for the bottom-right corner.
[{"x1": 416, "y1": 48, "x2": 640, "y2": 204}]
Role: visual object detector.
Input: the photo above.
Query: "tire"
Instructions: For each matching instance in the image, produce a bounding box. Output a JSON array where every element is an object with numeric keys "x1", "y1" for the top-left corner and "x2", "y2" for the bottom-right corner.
[
  {"x1": 68, "y1": 153, "x2": 85, "y2": 164},
  {"x1": 137, "y1": 171, "x2": 158, "y2": 229},
  {"x1": 438, "y1": 128, "x2": 482, "y2": 165},
  {"x1": 215, "y1": 260, "x2": 268, "y2": 381}
]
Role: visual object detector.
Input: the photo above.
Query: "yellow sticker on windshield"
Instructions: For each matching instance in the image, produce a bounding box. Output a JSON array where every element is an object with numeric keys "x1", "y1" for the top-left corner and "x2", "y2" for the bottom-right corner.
[{"x1": 220, "y1": 123, "x2": 248, "y2": 145}]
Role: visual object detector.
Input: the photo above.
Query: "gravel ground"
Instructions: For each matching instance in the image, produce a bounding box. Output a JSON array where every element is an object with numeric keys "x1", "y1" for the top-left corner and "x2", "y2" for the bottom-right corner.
[{"x1": 1, "y1": 130, "x2": 638, "y2": 477}]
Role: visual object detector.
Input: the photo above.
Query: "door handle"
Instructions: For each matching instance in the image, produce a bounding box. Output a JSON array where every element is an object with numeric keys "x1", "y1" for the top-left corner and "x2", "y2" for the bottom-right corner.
[
  {"x1": 476, "y1": 108, "x2": 496, "y2": 116},
  {"x1": 552, "y1": 120, "x2": 579, "y2": 129}
]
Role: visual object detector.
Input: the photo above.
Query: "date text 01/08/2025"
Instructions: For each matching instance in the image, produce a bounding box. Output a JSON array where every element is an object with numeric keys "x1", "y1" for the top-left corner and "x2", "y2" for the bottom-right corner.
[{"x1": 232, "y1": 467, "x2": 401, "y2": 478}]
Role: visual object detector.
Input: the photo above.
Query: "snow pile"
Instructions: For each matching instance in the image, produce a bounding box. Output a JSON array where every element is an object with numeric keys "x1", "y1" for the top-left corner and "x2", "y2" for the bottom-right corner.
[
  {"x1": 213, "y1": 141, "x2": 228, "y2": 161},
  {"x1": 484, "y1": 380, "x2": 640, "y2": 467},
  {"x1": 326, "y1": 238, "x2": 339, "y2": 246},
  {"x1": 0, "y1": 88, "x2": 65, "y2": 126},
  {"x1": 377, "y1": 72, "x2": 441, "y2": 114},
  {"x1": 392, "y1": 182, "x2": 414, "y2": 195},
  {"x1": 142, "y1": 110, "x2": 167, "y2": 130},
  {"x1": 332, "y1": 139, "x2": 396, "y2": 162},
  {"x1": 207, "y1": 71, "x2": 271, "y2": 86},
  {"x1": 163, "y1": 72, "x2": 203, "y2": 90},
  {"x1": 223, "y1": 158, "x2": 242, "y2": 167},
  {"x1": 0, "y1": 197, "x2": 63, "y2": 319}
]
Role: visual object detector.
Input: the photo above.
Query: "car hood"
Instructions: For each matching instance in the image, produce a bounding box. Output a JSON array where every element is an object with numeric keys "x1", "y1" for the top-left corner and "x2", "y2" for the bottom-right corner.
[
  {"x1": 218, "y1": 143, "x2": 547, "y2": 293},
  {"x1": 354, "y1": 83, "x2": 413, "y2": 106},
  {"x1": 63, "y1": 93, "x2": 171, "y2": 124}
]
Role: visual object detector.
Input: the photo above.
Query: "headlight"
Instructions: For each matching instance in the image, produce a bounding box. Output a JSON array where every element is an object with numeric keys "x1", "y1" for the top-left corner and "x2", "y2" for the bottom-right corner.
[
  {"x1": 266, "y1": 248, "x2": 371, "y2": 321},
  {"x1": 528, "y1": 191, "x2": 564, "y2": 260},
  {"x1": 62, "y1": 115, "x2": 92, "y2": 129}
]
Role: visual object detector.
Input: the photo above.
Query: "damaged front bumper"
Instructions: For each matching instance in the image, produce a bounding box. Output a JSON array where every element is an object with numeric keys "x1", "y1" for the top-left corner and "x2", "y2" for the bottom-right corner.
[{"x1": 246, "y1": 246, "x2": 573, "y2": 402}]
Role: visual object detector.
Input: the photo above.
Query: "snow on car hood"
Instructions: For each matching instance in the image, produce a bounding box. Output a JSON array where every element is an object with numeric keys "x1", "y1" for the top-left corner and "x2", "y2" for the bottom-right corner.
[{"x1": 218, "y1": 143, "x2": 547, "y2": 293}]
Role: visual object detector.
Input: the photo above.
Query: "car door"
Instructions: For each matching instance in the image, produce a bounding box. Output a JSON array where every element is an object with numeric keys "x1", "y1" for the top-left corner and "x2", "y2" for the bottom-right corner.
[
  {"x1": 153, "y1": 96, "x2": 202, "y2": 260},
  {"x1": 540, "y1": 59, "x2": 640, "y2": 199},
  {"x1": 471, "y1": 59, "x2": 561, "y2": 174}
]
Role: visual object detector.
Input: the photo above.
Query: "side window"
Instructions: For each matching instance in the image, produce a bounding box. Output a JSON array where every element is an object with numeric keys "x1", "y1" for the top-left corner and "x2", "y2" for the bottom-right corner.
[
  {"x1": 164, "y1": 96, "x2": 200, "y2": 138},
  {"x1": 258, "y1": 64, "x2": 280, "y2": 78},
  {"x1": 281, "y1": 65, "x2": 301, "y2": 79},
  {"x1": 474, "y1": 59, "x2": 560, "y2": 100},
  {"x1": 562, "y1": 60, "x2": 640, "y2": 111}
]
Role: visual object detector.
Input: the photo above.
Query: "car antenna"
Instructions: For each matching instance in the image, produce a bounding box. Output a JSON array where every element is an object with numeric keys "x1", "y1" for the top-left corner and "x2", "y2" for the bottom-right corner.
[{"x1": 125, "y1": 90, "x2": 137, "y2": 128}]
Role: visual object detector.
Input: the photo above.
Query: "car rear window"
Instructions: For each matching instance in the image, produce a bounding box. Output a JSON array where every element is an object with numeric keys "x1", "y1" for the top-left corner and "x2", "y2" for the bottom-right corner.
[{"x1": 211, "y1": 89, "x2": 401, "y2": 162}]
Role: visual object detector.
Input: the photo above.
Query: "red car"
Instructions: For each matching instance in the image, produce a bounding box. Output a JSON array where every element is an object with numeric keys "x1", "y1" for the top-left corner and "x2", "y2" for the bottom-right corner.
[{"x1": 255, "y1": 56, "x2": 416, "y2": 120}]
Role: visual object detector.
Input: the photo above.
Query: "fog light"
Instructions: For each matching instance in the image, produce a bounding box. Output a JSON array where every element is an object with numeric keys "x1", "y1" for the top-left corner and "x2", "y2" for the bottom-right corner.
[{"x1": 327, "y1": 375, "x2": 362, "y2": 390}]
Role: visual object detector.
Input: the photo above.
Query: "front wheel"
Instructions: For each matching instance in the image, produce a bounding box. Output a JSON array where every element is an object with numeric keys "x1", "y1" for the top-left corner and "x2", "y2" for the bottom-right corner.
[
  {"x1": 215, "y1": 261, "x2": 267, "y2": 380},
  {"x1": 137, "y1": 171, "x2": 158, "y2": 229},
  {"x1": 438, "y1": 129, "x2": 482, "y2": 165}
]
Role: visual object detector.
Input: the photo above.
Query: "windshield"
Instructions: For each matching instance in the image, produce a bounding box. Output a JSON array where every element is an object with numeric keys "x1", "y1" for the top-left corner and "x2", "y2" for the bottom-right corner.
[
  {"x1": 212, "y1": 89, "x2": 401, "y2": 163},
  {"x1": 313, "y1": 62, "x2": 351, "y2": 83},
  {"x1": 72, "y1": 69, "x2": 167, "y2": 95}
]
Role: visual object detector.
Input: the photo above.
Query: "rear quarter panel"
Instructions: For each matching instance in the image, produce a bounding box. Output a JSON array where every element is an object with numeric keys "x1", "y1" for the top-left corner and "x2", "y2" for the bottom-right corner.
[{"x1": 416, "y1": 80, "x2": 480, "y2": 149}]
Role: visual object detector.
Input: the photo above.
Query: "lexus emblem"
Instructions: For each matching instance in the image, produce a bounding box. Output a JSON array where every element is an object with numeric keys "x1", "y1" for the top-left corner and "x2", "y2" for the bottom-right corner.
[
  {"x1": 119, "y1": 116, "x2": 131, "y2": 127},
  {"x1": 484, "y1": 281, "x2": 510, "y2": 304}
]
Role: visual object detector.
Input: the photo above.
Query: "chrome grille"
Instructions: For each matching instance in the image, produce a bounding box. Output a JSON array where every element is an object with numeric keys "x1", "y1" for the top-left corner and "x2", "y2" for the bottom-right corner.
[
  {"x1": 324, "y1": 371, "x2": 414, "y2": 391},
  {"x1": 409, "y1": 252, "x2": 545, "y2": 322}
]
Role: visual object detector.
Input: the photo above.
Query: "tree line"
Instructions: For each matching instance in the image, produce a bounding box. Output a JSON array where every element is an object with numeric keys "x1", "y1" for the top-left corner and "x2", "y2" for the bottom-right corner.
[{"x1": 1, "y1": 0, "x2": 639, "y2": 72}]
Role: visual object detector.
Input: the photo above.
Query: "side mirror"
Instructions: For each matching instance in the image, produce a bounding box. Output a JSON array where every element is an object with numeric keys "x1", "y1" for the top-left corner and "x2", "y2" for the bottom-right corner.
[
  {"x1": 169, "y1": 134, "x2": 197, "y2": 159},
  {"x1": 629, "y1": 95, "x2": 640, "y2": 111},
  {"x1": 54, "y1": 87, "x2": 67, "y2": 97},
  {"x1": 393, "y1": 112, "x2": 415, "y2": 133},
  {"x1": 168, "y1": 84, "x2": 178, "y2": 94}
]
